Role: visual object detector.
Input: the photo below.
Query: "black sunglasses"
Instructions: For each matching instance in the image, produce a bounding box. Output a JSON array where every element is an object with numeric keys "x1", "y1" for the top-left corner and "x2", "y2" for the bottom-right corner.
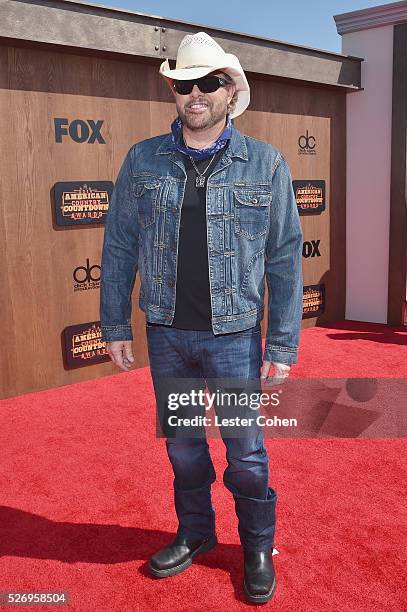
[{"x1": 173, "y1": 75, "x2": 232, "y2": 95}]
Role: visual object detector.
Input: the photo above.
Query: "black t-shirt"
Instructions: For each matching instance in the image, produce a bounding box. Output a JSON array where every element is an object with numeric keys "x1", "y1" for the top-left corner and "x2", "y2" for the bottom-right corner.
[{"x1": 149, "y1": 145, "x2": 226, "y2": 330}]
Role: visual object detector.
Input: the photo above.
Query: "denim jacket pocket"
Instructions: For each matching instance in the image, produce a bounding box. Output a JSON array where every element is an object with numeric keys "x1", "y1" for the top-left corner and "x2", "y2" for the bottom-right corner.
[
  {"x1": 233, "y1": 190, "x2": 271, "y2": 240},
  {"x1": 133, "y1": 179, "x2": 160, "y2": 228}
]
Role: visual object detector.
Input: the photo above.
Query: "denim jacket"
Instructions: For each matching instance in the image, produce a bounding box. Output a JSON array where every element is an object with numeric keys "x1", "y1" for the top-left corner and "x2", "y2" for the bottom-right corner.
[{"x1": 100, "y1": 122, "x2": 304, "y2": 365}]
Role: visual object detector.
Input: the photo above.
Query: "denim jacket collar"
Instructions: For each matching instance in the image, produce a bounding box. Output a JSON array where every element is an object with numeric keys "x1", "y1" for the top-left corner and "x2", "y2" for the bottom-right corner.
[{"x1": 154, "y1": 120, "x2": 248, "y2": 162}]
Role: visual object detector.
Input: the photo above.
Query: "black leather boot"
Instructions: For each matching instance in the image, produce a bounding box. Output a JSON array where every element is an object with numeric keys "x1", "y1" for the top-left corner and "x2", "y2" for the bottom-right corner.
[
  {"x1": 148, "y1": 533, "x2": 217, "y2": 578},
  {"x1": 243, "y1": 549, "x2": 276, "y2": 603}
]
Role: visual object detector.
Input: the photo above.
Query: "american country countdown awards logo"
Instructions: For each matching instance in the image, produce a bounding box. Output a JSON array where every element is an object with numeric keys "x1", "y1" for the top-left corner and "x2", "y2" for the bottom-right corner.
[
  {"x1": 298, "y1": 130, "x2": 316, "y2": 155},
  {"x1": 303, "y1": 284, "x2": 325, "y2": 319},
  {"x1": 53, "y1": 181, "x2": 113, "y2": 226},
  {"x1": 62, "y1": 321, "x2": 110, "y2": 369},
  {"x1": 293, "y1": 180, "x2": 325, "y2": 215},
  {"x1": 73, "y1": 259, "x2": 101, "y2": 292}
]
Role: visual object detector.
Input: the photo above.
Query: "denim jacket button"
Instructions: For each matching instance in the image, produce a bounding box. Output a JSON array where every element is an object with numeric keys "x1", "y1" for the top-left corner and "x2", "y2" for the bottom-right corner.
[{"x1": 252, "y1": 198, "x2": 258, "y2": 203}]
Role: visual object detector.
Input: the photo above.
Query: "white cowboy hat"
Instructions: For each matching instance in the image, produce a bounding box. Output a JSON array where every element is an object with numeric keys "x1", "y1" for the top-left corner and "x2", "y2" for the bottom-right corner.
[{"x1": 159, "y1": 31, "x2": 250, "y2": 118}]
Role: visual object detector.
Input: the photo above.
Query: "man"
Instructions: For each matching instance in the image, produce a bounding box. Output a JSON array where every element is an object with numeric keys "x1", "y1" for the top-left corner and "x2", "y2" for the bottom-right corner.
[{"x1": 100, "y1": 31, "x2": 303, "y2": 604}]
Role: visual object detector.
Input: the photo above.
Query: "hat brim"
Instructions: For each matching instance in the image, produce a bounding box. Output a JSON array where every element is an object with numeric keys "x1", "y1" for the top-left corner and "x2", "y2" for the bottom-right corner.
[{"x1": 160, "y1": 65, "x2": 219, "y2": 81}]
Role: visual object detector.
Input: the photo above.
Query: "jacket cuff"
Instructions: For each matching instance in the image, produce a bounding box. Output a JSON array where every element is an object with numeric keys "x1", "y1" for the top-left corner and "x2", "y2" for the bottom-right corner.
[
  {"x1": 101, "y1": 325, "x2": 133, "y2": 343},
  {"x1": 263, "y1": 344, "x2": 298, "y2": 365}
]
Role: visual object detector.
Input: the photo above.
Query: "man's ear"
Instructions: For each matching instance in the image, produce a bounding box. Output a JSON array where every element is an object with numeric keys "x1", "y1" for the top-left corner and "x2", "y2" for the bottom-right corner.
[
  {"x1": 227, "y1": 82, "x2": 236, "y2": 104},
  {"x1": 165, "y1": 79, "x2": 176, "y2": 98}
]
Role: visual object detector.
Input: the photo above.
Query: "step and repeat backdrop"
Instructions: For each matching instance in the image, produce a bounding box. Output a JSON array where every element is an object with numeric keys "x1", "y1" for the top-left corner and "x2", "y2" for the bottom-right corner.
[{"x1": 0, "y1": 45, "x2": 345, "y2": 398}]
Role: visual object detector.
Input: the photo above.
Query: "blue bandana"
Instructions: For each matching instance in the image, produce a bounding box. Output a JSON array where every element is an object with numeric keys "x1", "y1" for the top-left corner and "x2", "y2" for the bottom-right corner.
[{"x1": 170, "y1": 113, "x2": 233, "y2": 160}]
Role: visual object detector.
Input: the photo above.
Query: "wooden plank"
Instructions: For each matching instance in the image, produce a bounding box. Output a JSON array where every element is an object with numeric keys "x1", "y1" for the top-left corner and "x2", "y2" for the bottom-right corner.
[{"x1": 0, "y1": 0, "x2": 362, "y2": 91}]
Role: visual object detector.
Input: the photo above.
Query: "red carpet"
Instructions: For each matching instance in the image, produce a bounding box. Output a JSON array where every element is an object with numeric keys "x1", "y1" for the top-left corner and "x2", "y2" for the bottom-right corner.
[{"x1": 0, "y1": 320, "x2": 406, "y2": 610}]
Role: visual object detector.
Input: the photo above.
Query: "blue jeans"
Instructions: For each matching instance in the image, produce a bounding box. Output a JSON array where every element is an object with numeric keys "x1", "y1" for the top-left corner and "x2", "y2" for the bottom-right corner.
[{"x1": 145, "y1": 321, "x2": 277, "y2": 552}]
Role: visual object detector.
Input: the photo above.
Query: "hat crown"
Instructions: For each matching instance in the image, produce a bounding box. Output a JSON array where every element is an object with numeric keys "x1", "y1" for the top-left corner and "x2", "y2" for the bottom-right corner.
[{"x1": 176, "y1": 32, "x2": 227, "y2": 70}]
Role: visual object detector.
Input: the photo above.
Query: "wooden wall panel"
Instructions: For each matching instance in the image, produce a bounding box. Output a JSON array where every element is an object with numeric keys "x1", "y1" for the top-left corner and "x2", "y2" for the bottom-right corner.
[{"x1": 0, "y1": 45, "x2": 346, "y2": 398}]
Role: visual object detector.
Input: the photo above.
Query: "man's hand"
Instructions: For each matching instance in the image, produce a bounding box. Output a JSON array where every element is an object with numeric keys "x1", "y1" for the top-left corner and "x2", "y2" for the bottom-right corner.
[
  {"x1": 106, "y1": 340, "x2": 135, "y2": 372},
  {"x1": 261, "y1": 360, "x2": 291, "y2": 386}
]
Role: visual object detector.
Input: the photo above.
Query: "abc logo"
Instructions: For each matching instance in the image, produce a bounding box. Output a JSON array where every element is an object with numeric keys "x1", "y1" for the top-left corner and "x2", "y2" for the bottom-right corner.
[{"x1": 54, "y1": 118, "x2": 105, "y2": 144}]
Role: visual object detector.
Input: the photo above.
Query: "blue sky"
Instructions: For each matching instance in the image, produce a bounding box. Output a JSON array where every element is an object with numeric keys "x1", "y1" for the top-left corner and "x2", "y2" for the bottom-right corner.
[{"x1": 92, "y1": 0, "x2": 397, "y2": 53}]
